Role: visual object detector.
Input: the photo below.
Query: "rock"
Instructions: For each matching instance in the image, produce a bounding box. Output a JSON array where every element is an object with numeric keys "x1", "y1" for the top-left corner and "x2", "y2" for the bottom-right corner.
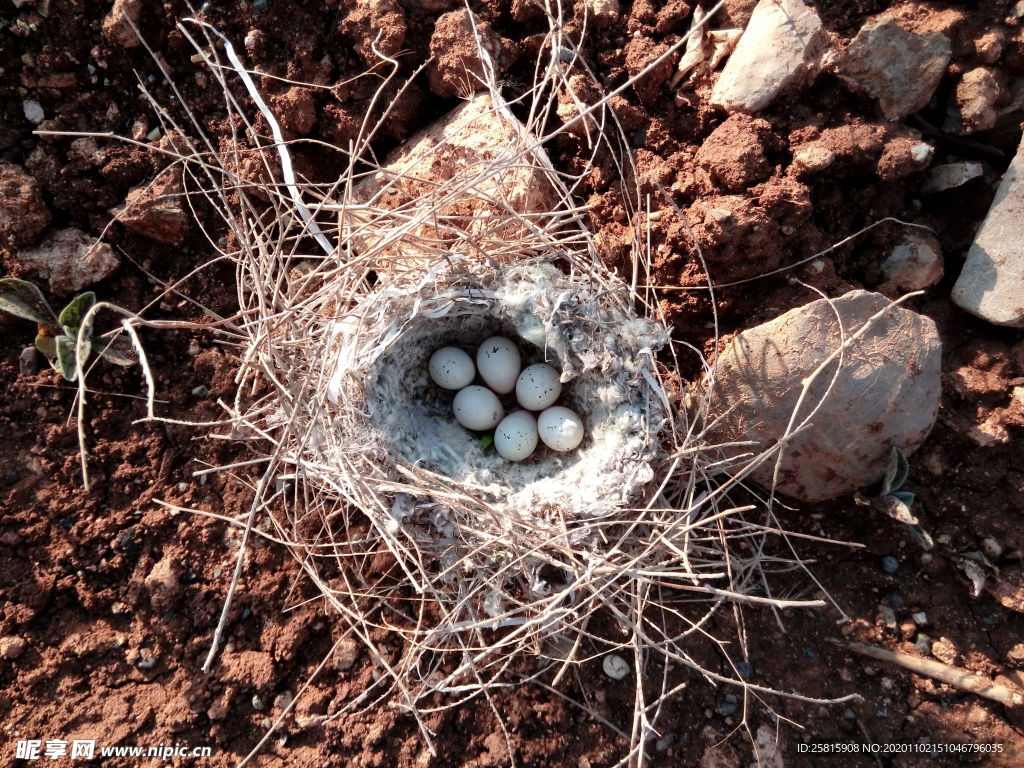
[
  {"x1": 791, "y1": 145, "x2": 835, "y2": 175},
  {"x1": 22, "y1": 100, "x2": 45, "y2": 125},
  {"x1": 19, "y1": 347, "x2": 43, "y2": 376},
  {"x1": 945, "y1": 67, "x2": 1002, "y2": 135},
  {"x1": 832, "y1": 17, "x2": 951, "y2": 121},
  {"x1": 586, "y1": 0, "x2": 620, "y2": 26},
  {"x1": 144, "y1": 557, "x2": 181, "y2": 612},
  {"x1": 333, "y1": 637, "x2": 360, "y2": 671},
  {"x1": 427, "y1": 10, "x2": 515, "y2": 99},
  {"x1": 694, "y1": 114, "x2": 776, "y2": 191},
  {"x1": 624, "y1": 39, "x2": 677, "y2": 105},
  {"x1": 0, "y1": 162, "x2": 50, "y2": 249},
  {"x1": 952, "y1": 137, "x2": 1024, "y2": 327},
  {"x1": 709, "y1": 0, "x2": 829, "y2": 114},
  {"x1": 705, "y1": 290, "x2": 942, "y2": 502},
  {"x1": 882, "y1": 232, "x2": 943, "y2": 291},
  {"x1": 348, "y1": 93, "x2": 558, "y2": 273},
  {"x1": 340, "y1": 0, "x2": 407, "y2": 65},
  {"x1": 15, "y1": 228, "x2": 120, "y2": 296},
  {"x1": 0, "y1": 636, "x2": 27, "y2": 659},
  {"x1": 602, "y1": 654, "x2": 630, "y2": 679},
  {"x1": 115, "y1": 168, "x2": 190, "y2": 245},
  {"x1": 920, "y1": 162, "x2": 983, "y2": 194},
  {"x1": 102, "y1": 0, "x2": 142, "y2": 49}
]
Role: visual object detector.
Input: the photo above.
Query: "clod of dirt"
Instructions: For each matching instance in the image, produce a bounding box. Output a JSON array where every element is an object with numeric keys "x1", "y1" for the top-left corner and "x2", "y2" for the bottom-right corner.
[
  {"x1": 0, "y1": 636, "x2": 27, "y2": 659},
  {"x1": 102, "y1": 0, "x2": 142, "y2": 49},
  {"x1": 0, "y1": 161, "x2": 50, "y2": 249},
  {"x1": 715, "y1": 0, "x2": 757, "y2": 29},
  {"x1": 114, "y1": 168, "x2": 190, "y2": 246},
  {"x1": 831, "y1": 16, "x2": 951, "y2": 121},
  {"x1": 709, "y1": 0, "x2": 829, "y2": 114},
  {"x1": 945, "y1": 67, "x2": 1003, "y2": 135},
  {"x1": 427, "y1": 9, "x2": 515, "y2": 99},
  {"x1": 882, "y1": 232, "x2": 943, "y2": 292},
  {"x1": 624, "y1": 38, "x2": 677, "y2": 106},
  {"x1": 684, "y1": 195, "x2": 784, "y2": 283},
  {"x1": 271, "y1": 86, "x2": 317, "y2": 137},
  {"x1": 332, "y1": 637, "x2": 360, "y2": 671},
  {"x1": 953, "y1": 137, "x2": 1024, "y2": 327},
  {"x1": 789, "y1": 122, "x2": 931, "y2": 181},
  {"x1": 556, "y1": 73, "x2": 604, "y2": 139},
  {"x1": 340, "y1": 0, "x2": 407, "y2": 65},
  {"x1": 706, "y1": 290, "x2": 942, "y2": 502},
  {"x1": 217, "y1": 650, "x2": 276, "y2": 692},
  {"x1": 585, "y1": 0, "x2": 620, "y2": 26},
  {"x1": 143, "y1": 557, "x2": 182, "y2": 613},
  {"x1": 694, "y1": 114, "x2": 777, "y2": 192},
  {"x1": 14, "y1": 228, "x2": 120, "y2": 296}
]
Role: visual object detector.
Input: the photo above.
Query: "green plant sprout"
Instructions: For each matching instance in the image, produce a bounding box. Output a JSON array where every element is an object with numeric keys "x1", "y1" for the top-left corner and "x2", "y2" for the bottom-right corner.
[
  {"x1": 0, "y1": 278, "x2": 135, "y2": 381},
  {"x1": 856, "y1": 446, "x2": 934, "y2": 551}
]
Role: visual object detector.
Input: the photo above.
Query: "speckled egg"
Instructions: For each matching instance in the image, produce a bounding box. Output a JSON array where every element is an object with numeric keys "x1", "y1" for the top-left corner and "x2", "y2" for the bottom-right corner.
[
  {"x1": 429, "y1": 347, "x2": 475, "y2": 390},
  {"x1": 476, "y1": 337, "x2": 521, "y2": 394},
  {"x1": 453, "y1": 385, "x2": 504, "y2": 431},
  {"x1": 515, "y1": 363, "x2": 562, "y2": 410},
  {"x1": 494, "y1": 410, "x2": 539, "y2": 461},
  {"x1": 538, "y1": 406, "x2": 584, "y2": 452}
]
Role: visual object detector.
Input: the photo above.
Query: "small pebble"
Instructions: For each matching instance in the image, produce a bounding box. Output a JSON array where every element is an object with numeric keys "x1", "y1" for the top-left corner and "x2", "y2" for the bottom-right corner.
[
  {"x1": 252, "y1": 0, "x2": 267, "y2": 7},
  {"x1": 915, "y1": 634, "x2": 932, "y2": 655},
  {"x1": 843, "y1": 709, "x2": 856, "y2": 720},
  {"x1": 881, "y1": 556, "x2": 899, "y2": 574},
  {"x1": 717, "y1": 693, "x2": 738, "y2": 716},
  {"x1": 58, "y1": 518, "x2": 73, "y2": 530},
  {"x1": 19, "y1": 346, "x2": 42, "y2": 376},
  {"x1": 735, "y1": 661, "x2": 754, "y2": 679},
  {"x1": 982, "y1": 537, "x2": 1003, "y2": 559},
  {"x1": 241, "y1": 607, "x2": 252, "y2": 620},
  {"x1": 655, "y1": 733, "x2": 677, "y2": 752},
  {"x1": 602, "y1": 654, "x2": 630, "y2": 680},
  {"x1": 192, "y1": 385, "x2": 209, "y2": 397},
  {"x1": 912, "y1": 611, "x2": 927, "y2": 625},
  {"x1": 888, "y1": 592, "x2": 905, "y2": 608},
  {"x1": 22, "y1": 100, "x2": 44, "y2": 124},
  {"x1": 982, "y1": 615, "x2": 995, "y2": 626},
  {"x1": 252, "y1": 694, "x2": 265, "y2": 710},
  {"x1": 805, "y1": 647, "x2": 816, "y2": 659},
  {"x1": 5, "y1": 470, "x2": 20, "y2": 484},
  {"x1": 0, "y1": 636, "x2": 27, "y2": 659}
]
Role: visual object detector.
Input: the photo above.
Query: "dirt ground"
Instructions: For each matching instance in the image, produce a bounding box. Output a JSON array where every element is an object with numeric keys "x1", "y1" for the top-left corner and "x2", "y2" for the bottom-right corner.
[{"x1": 2, "y1": 0, "x2": 1024, "y2": 766}]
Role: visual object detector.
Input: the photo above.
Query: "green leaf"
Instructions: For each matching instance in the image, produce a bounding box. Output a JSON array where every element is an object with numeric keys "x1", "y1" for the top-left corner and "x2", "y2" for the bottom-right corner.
[
  {"x1": 91, "y1": 336, "x2": 137, "y2": 366},
  {"x1": 0, "y1": 278, "x2": 57, "y2": 324},
  {"x1": 58, "y1": 292, "x2": 96, "y2": 335},
  {"x1": 55, "y1": 335, "x2": 79, "y2": 381},
  {"x1": 480, "y1": 434, "x2": 493, "y2": 450}
]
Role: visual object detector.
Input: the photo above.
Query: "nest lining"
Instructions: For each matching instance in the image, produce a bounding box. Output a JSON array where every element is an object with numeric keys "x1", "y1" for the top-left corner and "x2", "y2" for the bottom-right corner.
[{"x1": 328, "y1": 262, "x2": 670, "y2": 519}]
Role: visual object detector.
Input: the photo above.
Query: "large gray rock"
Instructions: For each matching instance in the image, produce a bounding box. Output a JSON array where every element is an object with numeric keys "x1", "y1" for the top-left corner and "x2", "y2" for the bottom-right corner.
[
  {"x1": 952, "y1": 136, "x2": 1024, "y2": 327},
  {"x1": 705, "y1": 290, "x2": 942, "y2": 502},
  {"x1": 709, "y1": 0, "x2": 829, "y2": 114},
  {"x1": 832, "y1": 17, "x2": 951, "y2": 121}
]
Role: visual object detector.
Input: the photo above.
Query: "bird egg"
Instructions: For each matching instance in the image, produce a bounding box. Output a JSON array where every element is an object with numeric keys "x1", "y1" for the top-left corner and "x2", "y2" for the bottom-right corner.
[
  {"x1": 494, "y1": 410, "x2": 539, "y2": 461},
  {"x1": 428, "y1": 347, "x2": 475, "y2": 390},
  {"x1": 516, "y1": 363, "x2": 562, "y2": 410},
  {"x1": 538, "y1": 406, "x2": 584, "y2": 452},
  {"x1": 476, "y1": 337, "x2": 521, "y2": 394},
  {"x1": 453, "y1": 386, "x2": 504, "y2": 431}
]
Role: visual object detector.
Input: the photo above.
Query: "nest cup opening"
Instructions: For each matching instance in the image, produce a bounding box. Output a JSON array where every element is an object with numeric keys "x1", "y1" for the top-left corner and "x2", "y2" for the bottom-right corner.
[{"x1": 358, "y1": 265, "x2": 669, "y2": 516}]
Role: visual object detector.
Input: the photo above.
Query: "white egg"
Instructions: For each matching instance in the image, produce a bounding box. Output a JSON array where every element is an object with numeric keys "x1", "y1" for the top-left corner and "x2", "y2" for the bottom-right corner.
[
  {"x1": 494, "y1": 410, "x2": 538, "y2": 461},
  {"x1": 429, "y1": 347, "x2": 475, "y2": 390},
  {"x1": 515, "y1": 363, "x2": 562, "y2": 410},
  {"x1": 453, "y1": 386, "x2": 504, "y2": 431},
  {"x1": 538, "y1": 406, "x2": 584, "y2": 452},
  {"x1": 476, "y1": 337, "x2": 521, "y2": 394}
]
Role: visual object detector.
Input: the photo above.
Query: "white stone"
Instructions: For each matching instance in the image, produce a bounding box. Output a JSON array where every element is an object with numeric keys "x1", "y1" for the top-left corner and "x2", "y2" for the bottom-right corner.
[
  {"x1": 705, "y1": 290, "x2": 942, "y2": 502},
  {"x1": 709, "y1": 0, "x2": 829, "y2": 114},
  {"x1": 952, "y1": 137, "x2": 1024, "y2": 326},
  {"x1": 920, "y1": 162, "x2": 983, "y2": 194},
  {"x1": 602, "y1": 654, "x2": 630, "y2": 680},
  {"x1": 16, "y1": 228, "x2": 120, "y2": 296},
  {"x1": 22, "y1": 100, "x2": 44, "y2": 125},
  {"x1": 586, "y1": 0, "x2": 619, "y2": 25},
  {"x1": 882, "y1": 233, "x2": 943, "y2": 291}
]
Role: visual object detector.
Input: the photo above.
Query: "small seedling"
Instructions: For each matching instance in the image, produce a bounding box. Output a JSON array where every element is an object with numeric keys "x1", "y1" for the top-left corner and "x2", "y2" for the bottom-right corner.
[
  {"x1": 856, "y1": 446, "x2": 934, "y2": 551},
  {"x1": 0, "y1": 278, "x2": 135, "y2": 381}
]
